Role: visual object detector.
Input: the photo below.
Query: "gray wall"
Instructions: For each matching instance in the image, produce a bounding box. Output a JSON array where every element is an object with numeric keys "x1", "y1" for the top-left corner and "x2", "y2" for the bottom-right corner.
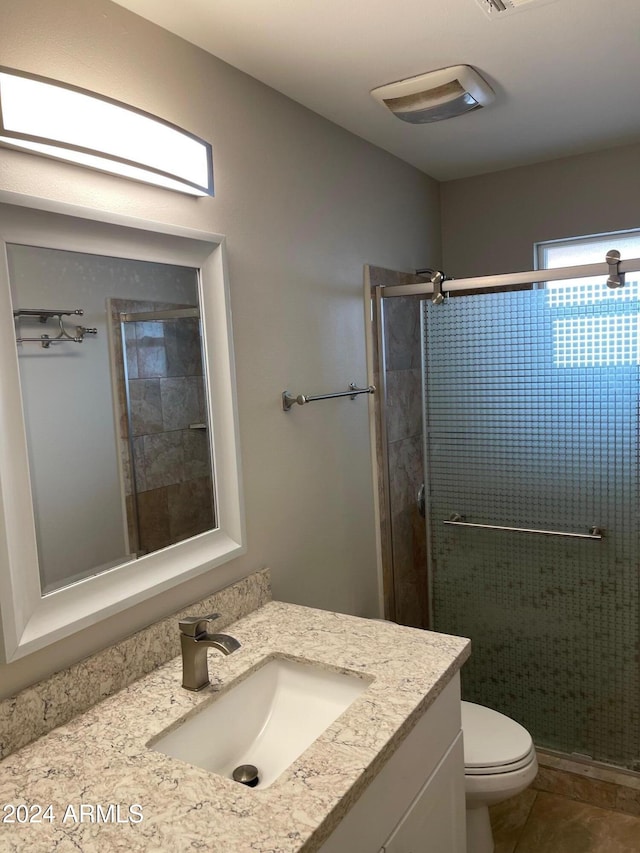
[
  {"x1": 441, "y1": 143, "x2": 640, "y2": 278},
  {"x1": 0, "y1": 0, "x2": 441, "y2": 697}
]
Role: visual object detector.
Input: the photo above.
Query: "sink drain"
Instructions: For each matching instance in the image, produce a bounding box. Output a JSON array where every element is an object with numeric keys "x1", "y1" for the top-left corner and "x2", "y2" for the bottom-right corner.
[{"x1": 232, "y1": 764, "x2": 259, "y2": 787}]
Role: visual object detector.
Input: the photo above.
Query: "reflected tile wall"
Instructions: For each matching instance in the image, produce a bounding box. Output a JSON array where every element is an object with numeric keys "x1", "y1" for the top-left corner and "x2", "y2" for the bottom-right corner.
[
  {"x1": 160, "y1": 376, "x2": 202, "y2": 430},
  {"x1": 136, "y1": 321, "x2": 168, "y2": 377},
  {"x1": 136, "y1": 476, "x2": 214, "y2": 552},
  {"x1": 141, "y1": 431, "x2": 185, "y2": 490},
  {"x1": 168, "y1": 477, "x2": 215, "y2": 542},
  {"x1": 109, "y1": 299, "x2": 214, "y2": 556},
  {"x1": 184, "y1": 429, "x2": 211, "y2": 480},
  {"x1": 165, "y1": 318, "x2": 204, "y2": 377},
  {"x1": 129, "y1": 379, "x2": 163, "y2": 435}
]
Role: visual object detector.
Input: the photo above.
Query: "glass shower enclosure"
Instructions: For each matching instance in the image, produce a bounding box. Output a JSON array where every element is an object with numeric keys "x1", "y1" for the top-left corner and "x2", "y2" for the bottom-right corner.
[
  {"x1": 424, "y1": 283, "x2": 639, "y2": 771},
  {"x1": 370, "y1": 262, "x2": 640, "y2": 773}
]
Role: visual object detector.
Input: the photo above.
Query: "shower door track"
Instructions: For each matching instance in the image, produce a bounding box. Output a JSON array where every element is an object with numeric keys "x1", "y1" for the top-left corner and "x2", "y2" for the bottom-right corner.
[{"x1": 379, "y1": 255, "x2": 640, "y2": 299}]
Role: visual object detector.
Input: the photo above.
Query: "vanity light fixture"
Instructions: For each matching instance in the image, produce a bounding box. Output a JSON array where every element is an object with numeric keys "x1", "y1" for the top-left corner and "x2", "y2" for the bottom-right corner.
[{"x1": 0, "y1": 67, "x2": 213, "y2": 196}]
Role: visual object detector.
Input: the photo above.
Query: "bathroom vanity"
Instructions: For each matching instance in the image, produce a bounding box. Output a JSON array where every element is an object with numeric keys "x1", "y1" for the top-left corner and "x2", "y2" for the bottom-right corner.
[
  {"x1": 0, "y1": 600, "x2": 470, "y2": 852},
  {"x1": 319, "y1": 674, "x2": 465, "y2": 852}
]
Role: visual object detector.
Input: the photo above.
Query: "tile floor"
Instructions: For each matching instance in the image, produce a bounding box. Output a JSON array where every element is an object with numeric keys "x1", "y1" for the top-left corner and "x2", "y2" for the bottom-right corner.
[{"x1": 491, "y1": 788, "x2": 640, "y2": 852}]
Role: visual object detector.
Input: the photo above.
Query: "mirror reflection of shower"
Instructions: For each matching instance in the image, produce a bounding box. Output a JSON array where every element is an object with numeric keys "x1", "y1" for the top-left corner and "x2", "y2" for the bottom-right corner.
[
  {"x1": 115, "y1": 302, "x2": 215, "y2": 558},
  {"x1": 8, "y1": 243, "x2": 217, "y2": 595}
]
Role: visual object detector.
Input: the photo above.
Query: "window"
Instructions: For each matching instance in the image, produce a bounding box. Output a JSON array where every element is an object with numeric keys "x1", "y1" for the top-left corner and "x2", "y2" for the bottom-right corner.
[{"x1": 536, "y1": 230, "x2": 640, "y2": 367}]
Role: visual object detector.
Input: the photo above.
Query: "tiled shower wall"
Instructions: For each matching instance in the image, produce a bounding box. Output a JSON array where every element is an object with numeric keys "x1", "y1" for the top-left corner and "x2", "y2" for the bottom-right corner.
[
  {"x1": 368, "y1": 266, "x2": 428, "y2": 628},
  {"x1": 110, "y1": 300, "x2": 214, "y2": 555}
]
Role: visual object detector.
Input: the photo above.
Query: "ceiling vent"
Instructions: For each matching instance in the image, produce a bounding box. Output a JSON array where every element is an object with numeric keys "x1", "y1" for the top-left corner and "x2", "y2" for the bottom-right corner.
[
  {"x1": 371, "y1": 65, "x2": 494, "y2": 125},
  {"x1": 476, "y1": 0, "x2": 558, "y2": 18}
]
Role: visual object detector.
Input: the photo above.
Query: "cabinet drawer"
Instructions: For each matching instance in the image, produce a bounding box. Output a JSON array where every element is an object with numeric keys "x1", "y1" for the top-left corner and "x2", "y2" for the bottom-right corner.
[{"x1": 381, "y1": 733, "x2": 465, "y2": 853}]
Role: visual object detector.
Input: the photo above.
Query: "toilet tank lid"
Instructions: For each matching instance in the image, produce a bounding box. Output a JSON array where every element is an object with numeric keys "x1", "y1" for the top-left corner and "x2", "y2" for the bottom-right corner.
[{"x1": 461, "y1": 701, "x2": 533, "y2": 768}]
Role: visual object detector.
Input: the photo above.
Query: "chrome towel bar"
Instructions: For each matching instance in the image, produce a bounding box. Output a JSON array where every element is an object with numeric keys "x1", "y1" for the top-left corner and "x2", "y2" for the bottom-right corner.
[
  {"x1": 282, "y1": 382, "x2": 375, "y2": 412},
  {"x1": 444, "y1": 514, "x2": 603, "y2": 540}
]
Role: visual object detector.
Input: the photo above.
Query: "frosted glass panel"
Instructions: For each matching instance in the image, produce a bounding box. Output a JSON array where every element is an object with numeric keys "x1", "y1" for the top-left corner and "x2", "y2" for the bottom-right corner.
[{"x1": 424, "y1": 286, "x2": 640, "y2": 770}]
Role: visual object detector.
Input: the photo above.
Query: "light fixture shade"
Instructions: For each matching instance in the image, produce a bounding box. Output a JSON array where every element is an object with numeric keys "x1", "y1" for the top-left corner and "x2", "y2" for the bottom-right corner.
[
  {"x1": 0, "y1": 67, "x2": 213, "y2": 196},
  {"x1": 371, "y1": 65, "x2": 494, "y2": 124}
]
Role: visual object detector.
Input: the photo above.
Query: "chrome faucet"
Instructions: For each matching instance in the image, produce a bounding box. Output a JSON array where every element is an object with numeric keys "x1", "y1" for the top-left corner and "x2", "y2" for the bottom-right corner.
[{"x1": 179, "y1": 612, "x2": 240, "y2": 691}]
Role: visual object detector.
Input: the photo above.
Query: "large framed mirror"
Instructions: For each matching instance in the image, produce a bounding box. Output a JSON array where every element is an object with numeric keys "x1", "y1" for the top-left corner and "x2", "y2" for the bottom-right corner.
[{"x1": 0, "y1": 192, "x2": 245, "y2": 662}]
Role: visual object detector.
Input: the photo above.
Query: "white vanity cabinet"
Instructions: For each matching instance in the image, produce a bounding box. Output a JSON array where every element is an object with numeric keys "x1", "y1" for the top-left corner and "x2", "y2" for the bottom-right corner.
[
  {"x1": 318, "y1": 674, "x2": 466, "y2": 853},
  {"x1": 380, "y1": 735, "x2": 464, "y2": 852}
]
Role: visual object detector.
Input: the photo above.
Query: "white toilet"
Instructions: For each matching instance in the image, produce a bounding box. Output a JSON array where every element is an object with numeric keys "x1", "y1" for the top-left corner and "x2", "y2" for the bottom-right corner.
[{"x1": 461, "y1": 701, "x2": 538, "y2": 853}]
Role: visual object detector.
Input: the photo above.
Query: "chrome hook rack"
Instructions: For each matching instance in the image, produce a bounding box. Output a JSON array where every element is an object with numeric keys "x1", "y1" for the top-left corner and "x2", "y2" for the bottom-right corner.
[{"x1": 14, "y1": 308, "x2": 98, "y2": 348}]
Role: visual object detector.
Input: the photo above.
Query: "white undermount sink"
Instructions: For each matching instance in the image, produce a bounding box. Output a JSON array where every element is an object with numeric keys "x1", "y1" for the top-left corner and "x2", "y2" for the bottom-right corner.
[{"x1": 149, "y1": 657, "x2": 371, "y2": 789}]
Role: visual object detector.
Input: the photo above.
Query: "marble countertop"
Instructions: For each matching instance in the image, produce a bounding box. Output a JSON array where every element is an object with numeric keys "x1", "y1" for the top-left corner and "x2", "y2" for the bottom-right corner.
[{"x1": 0, "y1": 602, "x2": 470, "y2": 852}]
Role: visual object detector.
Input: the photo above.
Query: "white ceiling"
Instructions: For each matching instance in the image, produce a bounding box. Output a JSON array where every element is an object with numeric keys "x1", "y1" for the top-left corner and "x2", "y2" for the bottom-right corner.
[{"x1": 112, "y1": 0, "x2": 640, "y2": 180}]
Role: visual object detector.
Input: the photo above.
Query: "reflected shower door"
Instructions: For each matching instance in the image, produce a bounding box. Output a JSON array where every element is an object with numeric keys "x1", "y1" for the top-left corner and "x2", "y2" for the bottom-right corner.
[
  {"x1": 423, "y1": 284, "x2": 640, "y2": 770},
  {"x1": 115, "y1": 302, "x2": 215, "y2": 557}
]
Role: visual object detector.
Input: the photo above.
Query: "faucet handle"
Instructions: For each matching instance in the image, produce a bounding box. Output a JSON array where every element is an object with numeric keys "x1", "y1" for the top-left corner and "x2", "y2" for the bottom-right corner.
[{"x1": 179, "y1": 612, "x2": 221, "y2": 637}]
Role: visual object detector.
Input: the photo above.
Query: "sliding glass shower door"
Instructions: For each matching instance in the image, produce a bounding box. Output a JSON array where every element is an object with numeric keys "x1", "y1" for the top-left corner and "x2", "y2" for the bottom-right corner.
[{"x1": 423, "y1": 282, "x2": 639, "y2": 770}]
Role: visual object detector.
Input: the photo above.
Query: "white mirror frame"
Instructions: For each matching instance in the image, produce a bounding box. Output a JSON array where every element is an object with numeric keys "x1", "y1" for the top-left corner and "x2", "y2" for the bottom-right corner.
[{"x1": 0, "y1": 191, "x2": 245, "y2": 661}]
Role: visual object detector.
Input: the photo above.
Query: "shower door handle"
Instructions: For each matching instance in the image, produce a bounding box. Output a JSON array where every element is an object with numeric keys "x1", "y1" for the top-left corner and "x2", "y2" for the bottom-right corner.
[
  {"x1": 417, "y1": 483, "x2": 425, "y2": 518},
  {"x1": 443, "y1": 514, "x2": 603, "y2": 539}
]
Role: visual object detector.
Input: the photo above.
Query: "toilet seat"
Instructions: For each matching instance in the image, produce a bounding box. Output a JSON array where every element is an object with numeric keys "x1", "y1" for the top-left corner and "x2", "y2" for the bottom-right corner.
[
  {"x1": 464, "y1": 744, "x2": 536, "y2": 775},
  {"x1": 461, "y1": 700, "x2": 535, "y2": 776}
]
